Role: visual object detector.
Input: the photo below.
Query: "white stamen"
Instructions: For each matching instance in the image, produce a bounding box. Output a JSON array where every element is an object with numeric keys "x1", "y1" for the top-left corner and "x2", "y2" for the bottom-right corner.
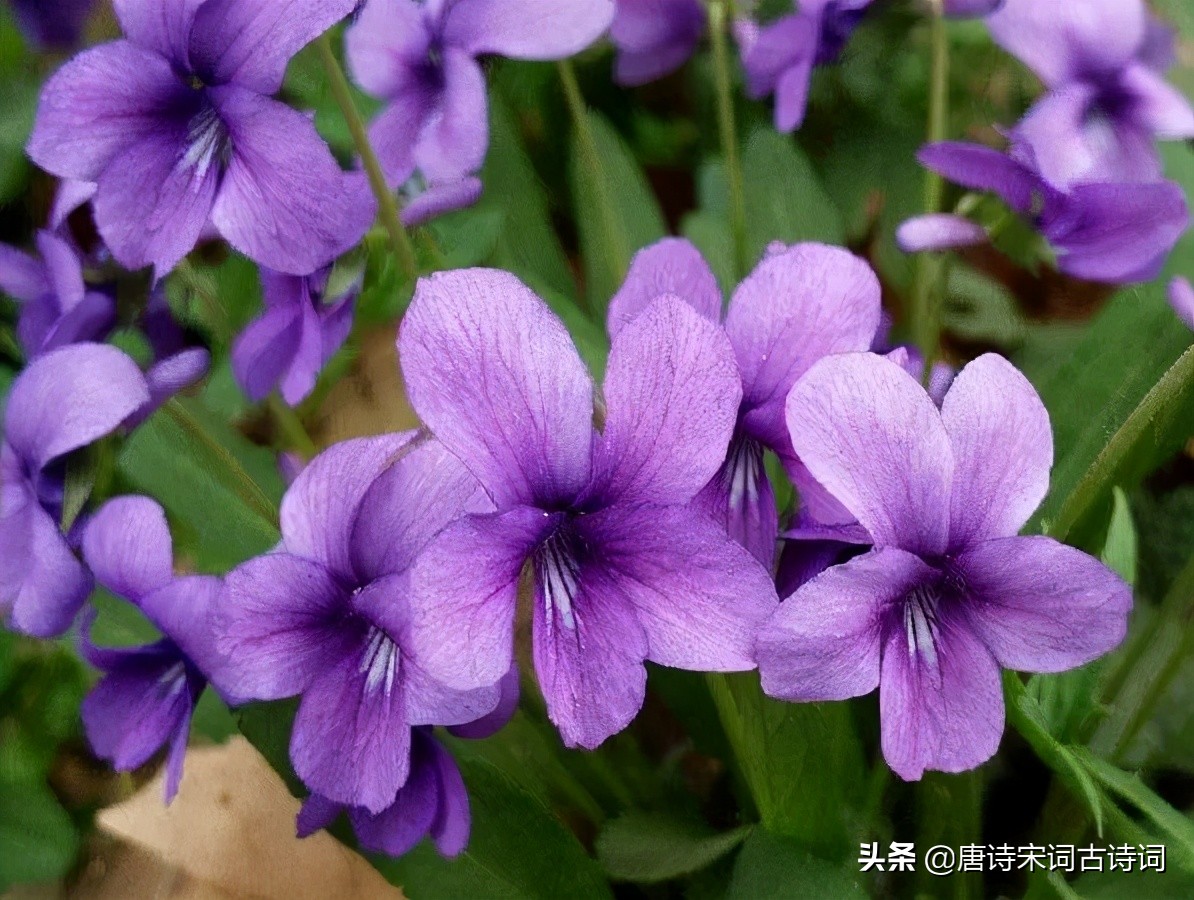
[
  {"x1": 538, "y1": 530, "x2": 581, "y2": 633},
  {"x1": 181, "y1": 105, "x2": 229, "y2": 187},
  {"x1": 359, "y1": 627, "x2": 399, "y2": 697},
  {"x1": 903, "y1": 584, "x2": 940, "y2": 677}
]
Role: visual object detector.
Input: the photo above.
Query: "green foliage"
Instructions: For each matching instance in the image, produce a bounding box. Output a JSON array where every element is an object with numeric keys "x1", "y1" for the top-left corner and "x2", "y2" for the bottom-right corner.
[
  {"x1": 596, "y1": 813, "x2": 751, "y2": 884},
  {"x1": 726, "y1": 830, "x2": 866, "y2": 900}
]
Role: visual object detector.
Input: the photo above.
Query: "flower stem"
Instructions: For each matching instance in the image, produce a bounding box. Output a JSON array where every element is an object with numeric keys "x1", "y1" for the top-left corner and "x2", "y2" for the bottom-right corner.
[
  {"x1": 709, "y1": 0, "x2": 748, "y2": 277},
  {"x1": 268, "y1": 394, "x2": 318, "y2": 459},
  {"x1": 910, "y1": 1, "x2": 950, "y2": 373},
  {"x1": 316, "y1": 33, "x2": 418, "y2": 283}
]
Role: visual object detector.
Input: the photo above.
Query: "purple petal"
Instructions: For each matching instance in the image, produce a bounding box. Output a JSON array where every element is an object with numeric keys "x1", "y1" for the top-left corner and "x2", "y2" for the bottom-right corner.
[
  {"x1": 401, "y1": 177, "x2": 484, "y2": 228},
  {"x1": 163, "y1": 702, "x2": 193, "y2": 802},
  {"x1": 774, "y1": 538, "x2": 858, "y2": 598},
  {"x1": 1122, "y1": 62, "x2": 1194, "y2": 140},
  {"x1": 611, "y1": 0, "x2": 705, "y2": 86},
  {"x1": 27, "y1": 41, "x2": 192, "y2": 182},
  {"x1": 112, "y1": 0, "x2": 204, "y2": 63},
  {"x1": 297, "y1": 793, "x2": 342, "y2": 838},
  {"x1": 941, "y1": 354, "x2": 1052, "y2": 547},
  {"x1": 27, "y1": 290, "x2": 117, "y2": 358},
  {"x1": 50, "y1": 180, "x2": 98, "y2": 230},
  {"x1": 4, "y1": 343, "x2": 149, "y2": 472},
  {"x1": 606, "y1": 238, "x2": 722, "y2": 340},
  {"x1": 427, "y1": 736, "x2": 471, "y2": 857},
  {"x1": 345, "y1": 0, "x2": 433, "y2": 99},
  {"x1": 1170, "y1": 277, "x2": 1194, "y2": 331},
  {"x1": 442, "y1": 0, "x2": 615, "y2": 60},
  {"x1": 139, "y1": 348, "x2": 211, "y2": 420},
  {"x1": 757, "y1": 548, "x2": 933, "y2": 702},
  {"x1": 407, "y1": 508, "x2": 551, "y2": 691},
  {"x1": 318, "y1": 285, "x2": 357, "y2": 363},
  {"x1": 918, "y1": 142, "x2": 1041, "y2": 217},
  {"x1": 349, "y1": 731, "x2": 442, "y2": 855},
  {"x1": 728, "y1": 243, "x2": 881, "y2": 454},
  {"x1": 81, "y1": 496, "x2": 174, "y2": 603},
  {"x1": 412, "y1": 49, "x2": 489, "y2": 184},
  {"x1": 448, "y1": 665, "x2": 520, "y2": 739},
  {"x1": 189, "y1": 0, "x2": 360, "y2": 95},
  {"x1": 277, "y1": 304, "x2": 325, "y2": 406},
  {"x1": 0, "y1": 244, "x2": 48, "y2": 309},
  {"x1": 956, "y1": 536, "x2": 1131, "y2": 673},
  {"x1": 785, "y1": 353, "x2": 953, "y2": 556},
  {"x1": 231, "y1": 305, "x2": 306, "y2": 403},
  {"x1": 585, "y1": 504, "x2": 778, "y2": 672},
  {"x1": 943, "y1": 0, "x2": 1003, "y2": 18},
  {"x1": 140, "y1": 575, "x2": 237, "y2": 698},
  {"x1": 350, "y1": 438, "x2": 490, "y2": 583},
  {"x1": 594, "y1": 297, "x2": 741, "y2": 507},
  {"x1": 400, "y1": 269, "x2": 595, "y2": 509},
  {"x1": 739, "y1": 14, "x2": 814, "y2": 102},
  {"x1": 879, "y1": 608, "x2": 1005, "y2": 781},
  {"x1": 210, "y1": 87, "x2": 374, "y2": 276},
  {"x1": 35, "y1": 231, "x2": 85, "y2": 312},
  {"x1": 692, "y1": 433, "x2": 780, "y2": 568},
  {"x1": 772, "y1": 53, "x2": 815, "y2": 133},
  {"x1": 367, "y1": 88, "x2": 438, "y2": 187},
  {"x1": 896, "y1": 214, "x2": 988, "y2": 253},
  {"x1": 11, "y1": 0, "x2": 97, "y2": 49}
]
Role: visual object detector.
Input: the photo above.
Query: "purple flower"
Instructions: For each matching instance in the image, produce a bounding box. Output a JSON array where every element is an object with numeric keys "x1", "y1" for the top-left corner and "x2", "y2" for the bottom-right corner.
[
  {"x1": 1, "y1": 344, "x2": 150, "y2": 637},
  {"x1": 232, "y1": 268, "x2": 358, "y2": 407},
  {"x1": 737, "y1": 0, "x2": 872, "y2": 133},
  {"x1": 903, "y1": 141, "x2": 1189, "y2": 283},
  {"x1": 27, "y1": 0, "x2": 374, "y2": 278},
  {"x1": 756, "y1": 352, "x2": 1131, "y2": 780},
  {"x1": 606, "y1": 238, "x2": 881, "y2": 568},
  {"x1": 400, "y1": 268, "x2": 779, "y2": 749},
  {"x1": 345, "y1": 0, "x2": 614, "y2": 197},
  {"x1": 943, "y1": 0, "x2": 1003, "y2": 17},
  {"x1": 988, "y1": 0, "x2": 1194, "y2": 187},
  {"x1": 1170, "y1": 276, "x2": 1194, "y2": 332},
  {"x1": 9, "y1": 0, "x2": 96, "y2": 50},
  {"x1": 0, "y1": 230, "x2": 114, "y2": 358},
  {"x1": 79, "y1": 496, "x2": 234, "y2": 801},
  {"x1": 217, "y1": 434, "x2": 502, "y2": 813},
  {"x1": 610, "y1": 0, "x2": 706, "y2": 86}
]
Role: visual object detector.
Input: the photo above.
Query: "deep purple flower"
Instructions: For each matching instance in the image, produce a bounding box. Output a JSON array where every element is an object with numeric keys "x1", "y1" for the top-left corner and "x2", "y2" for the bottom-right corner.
[
  {"x1": 737, "y1": 0, "x2": 872, "y2": 133},
  {"x1": 1, "y1": 344, "x2": 150, "y2": 637},
  {"x1": 1170, "y1": 276, "x2": 1194, "y2": 332},
  {"x1": 0, "y1": 230, "x2": 114, "y2": 357},
  {"x1": 610, "y1": 0, "x2": 706, "y2": 86},
  {"x1": 400, "y1": 269, "x2": 779, "y2": 749},
  {"x1": 346, "y1": 0, "x2": 614, "y2": 201},
  {"x1": 232, "y1": 268, "x2": 358, "y2": 407},
  {"x1": 988, "y1": 0, "x2": 1194, "y2": 187},
  {"x1": 902, "y1": 141, "x2": 1189, "y2": 283},
  {"x1": 217, "y1": 434, "x2": 502, "y2": 814},
  {"x1": 79, "y1": 496, "x2": 234, "y2": 801},
  {"x1": 27, "y1": 0, "x2": 373, "y2": 278},
  {"x1": 606, "y1": 238, "x2": 881, "y2": 568},
  {"x1": 9, "y1": 0, "x2": 96, "y2": 50},
  {"x1": 756, "y1": 352, "x2": 1131, "y2": 780}
]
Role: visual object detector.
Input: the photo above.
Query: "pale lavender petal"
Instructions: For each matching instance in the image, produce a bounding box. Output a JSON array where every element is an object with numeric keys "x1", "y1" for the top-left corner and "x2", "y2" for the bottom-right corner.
[
  {"x1": 210, "y1": 87, "x2": 374, "y2": 276},
  {"x1": 50, "y1": 180, "x2": 97, "y2": 230},
  {"x1": 956, "y1": 536, "x2": 1131, "y2": 673},
  {"x1": 345, "y1": 0, "x2": 433, "y2": 99},
  {"x1": 879, "y1": 609, "x2": 1005, "y2": 781},
  {"x1": 443, "y1": 0, "x2": 615, "y2": 60},
  {"x1": 1122, "y1": 62, "x2": 1194, "y2": 139},
  {"x1": 941, "y1": 354, "x2": 1052, "y2": 547},
  {"x1": 427, "y1": 736, "x2": 470, "y2": 857},
  {"x1": 785, "y1": 353, "x2": 953, "y2": 556},
  {"x1": 757, "y1": 548, "x2": 933, "y2": 702},
  {"x1": 1, "y1": 499, "x2": 93, "y2": 637},
  {"x1": 448, "y1": 665, "x2": 519, "y2": 739},
  {"x1": 739, "y1": 14, "x2": 814, "y2": 102},
  {"x1": 368, "y1": 88, "x2": 438, "y2": 187},
  {"x1": 1170, "y1": 277, "x2": 1194, "y2": 331},
  {"x1": 81, "y1": 496, "x2": 174, "y2": 603},
  {"x1": 585, "y1": 504, "x2": 778, "y2": 672},
  {"x1": 728, "y1": 243, "x2": 881, "y2": 454},
  {"x1": 28, "y1": 291, "x2": 116, "y2": 357},
  {"x1": 34, "y1": 232, "x2": 84, "y2": 312},
  {"x1": 594, "y1": 297, "x2": 741, "y2": 507},
  {"x1": 401, "y1": 177, "x2": 484, "y2": 227},
  {"x1": 0, "y1": 243, "x2": 48, "y2": 302},
  {"x1": 140, "y1": 575, "x2": 237, "y2": 698},
  {"x1": 140, "y1": 348, "x2": 210, "y2": 417},
  {"x1": 897, "y1": 214, "x2": 988, "y2": 253},
  {"x1": 606, "y1": 238, "x2": 722, "y2": 340},
  {"x1": 277, "y1": 303, "x2": 324, "y2": 406},
  {"x1": 399, "y1": 269, "x2": 594, "y2": 509},
  {"x1": 413, "y1": 49, "x2": 489, "y2": 184},
  {"x1": 112, "y1": 0, "x2": 205, "y2": 63},
  {"x1": 772, "y1": 53, "x2": 815, "y2": 133},
  {"x1": 611, "y1": 0, "x2": 705, "y2": 86}
]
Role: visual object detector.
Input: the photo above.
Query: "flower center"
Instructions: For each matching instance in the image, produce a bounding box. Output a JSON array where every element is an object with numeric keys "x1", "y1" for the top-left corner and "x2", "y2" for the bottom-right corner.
[
  {"x1": 156, "y1": 660, "x2": 188, "y2": 696},
  {"x1": 359, "y1": 626, "x2": 400, "y2": 697},
  {"x1": 726, "y1": 433, "x2": 764, "y2": 516},
  {"x1": 182, "y1": 104, "x2": 231, "y2": 185},
  {"x1": 903, "y1": 583, "x2": 941, "y2": 679},
  {"x1": 534, "y1": 523, "x2": 582, "y2": 633}
]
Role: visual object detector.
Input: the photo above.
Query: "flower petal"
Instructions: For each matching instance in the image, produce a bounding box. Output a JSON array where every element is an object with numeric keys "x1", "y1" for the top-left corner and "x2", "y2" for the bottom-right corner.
[
  {"x1": 594, "y1": 297, "x2": 741, "y2": 507},
  {"x1": 427, "y1": 736, "x2": 471, "y2": 857},
  {"x1": 785, "y1": 352, "x2": 953, "y2": 556},
  {"x1": 955, "y1": 536, "x2": 1131, "y2": 673},
  {"x1": 443, "y1": 0, "x2": 615, "y2": 60},
  {"x1": 0, "y1": 242, "x2": 47, "y2": 302},
  {"x1": 366, "y1": 88, "x2": 439, "y2": 187},
  {"x1": 345, "y1": 0, "x2": 433, "y2": 99},
  {"x1": 1, "y1": 497, "x2": 93, "y2": 638},
  {"x1": 1170, "y1": 277, "x2": 1194, "y2": 331},
  {"x1": 606, "y1": 238, "x2": 722, "y2": 340},
  {"x1": 1124, "y1": 62, "x2": 1194, "y2": 140},
  {"x1": 691, "y1": 433, "x2": 780, "y2": 568},
  {"x1": 413, "y1": 49, "x2": 489, "y2": 184},
  {"x1": 112, "y1": 0, "x2": 204, "y2": 63},
  {"x1": 728, "y1": 243, "x2": 881, "y2": 454},
  {"x1": 400, "y1": 269, "x2": 594, "y2": 509},
  {"x1": 896, "y1": 214, "x2": 988, "y2": 253},
  {"x1": 611, "y1": 0, "x2": 705, "y2": 86},
  {"x1": 758, "y1": 548, "x2": 933, "y2": 702},
  {"x1": 141, "y1": 575, "x2": 240, "y2": 703},
  {"x1": 231, "y1": 305, "x2": 305, "y2": 403},
  {"x1": 82, "y1": 496, "x2": 175, "y2": 603},
  {"x1": 448, "y1": 665, "x2": 520, "y2": 739},
  {"x1": 35, "y1": 231, "x2": 84, "y2": 312},
  {"x1": 941, "y1": 354, "x2": 1052, "y2": 546},
  {"x1": 349, "y1": 734, "x2": 442, "y2": 855},
  {"x1": 918, "y1": 142, "x2": 1040, "y2": 216}
]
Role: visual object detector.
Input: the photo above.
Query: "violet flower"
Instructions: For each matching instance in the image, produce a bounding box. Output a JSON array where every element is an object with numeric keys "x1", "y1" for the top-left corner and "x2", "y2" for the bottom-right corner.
[
  {"x1": 232, "y1": 268, "x2": 358, "y2": 407},
  {"x1": 9, "y1": 0, "x2": 95, "y2": 50},
  {"x1": 80, "y1": 496, "x2": 235, "y2": 801},
  {"x1": 988, "y1": 0, "x2": 1194, "y2": 188},
  {"x1": 217, "y1": 434, "x2": 502, "y2": 815},
  {"x1": 345, "y1": 0, "x2": 614, "y2": 205},
  {"x1": 606, "y1": 238, "x2": 881, "y2": 568},
  {"x1": 400, "y1": 269, "x2": 779, "y2": 749},
  {"x1": 0, "y1": 230, "x2": 114, "y2": 358},
  {"x1": 1, "y1": 344, "x2": 150, "y2": 637},
  {"x1": 27, "y1": 0, "x2": 373, "y2": 278},
  {"x1": 756, "y1": 352, "x2": 1131, "y2": 780},
  {"x1": 1170, "y1": 276, "x2": 1194, "y2": 332},
  {"x1": 900, "y1": 141, "x2": 1189, "y2": 284},
  {"x1": 610, "y1": 0, "x2": 706, "y2": 86}
]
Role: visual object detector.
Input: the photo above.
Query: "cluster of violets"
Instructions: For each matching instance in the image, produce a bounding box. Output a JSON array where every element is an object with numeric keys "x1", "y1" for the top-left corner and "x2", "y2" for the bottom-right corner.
[{"x1": 0, "y1": 0, "x2": 1183, "y2": 863}]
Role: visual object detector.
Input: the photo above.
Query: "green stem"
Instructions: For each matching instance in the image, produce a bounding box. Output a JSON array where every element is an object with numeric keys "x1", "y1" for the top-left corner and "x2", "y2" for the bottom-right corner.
[
  {"x1": 175, "y1": 258, "x2": 233, "y2": 345},
  {"x1": 163, "y1": 399, "x2": 279, "y2": 529},
  {"x1": 316, "y1": 34, "x2": 418, "y2": 282},
  {"x1": 268, "y1": 395, "x2": 318, "y2": 459},
  {"x1": 911, "y1": 2, "x2": 951, "y2": 374},
  {"x1": 709, "y1": 0, "x2": 747, "y2": 277}
]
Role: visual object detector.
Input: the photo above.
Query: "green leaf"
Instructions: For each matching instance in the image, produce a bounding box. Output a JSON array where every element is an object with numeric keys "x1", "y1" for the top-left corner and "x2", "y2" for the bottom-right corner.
[
  {"x1": 1073, "y1": 867, "x2": 1194, "y2": 899},
  {"x1": 596, "y1": 813, "x2": 751, "y2": 884},
  {"x1": 706, "y1": 673, "x2": 863, "y2": 857},
  {"x1": 236, "y1": 700, "x2": 304, "y2": 797},
  {"x1": 374, "y1": 758, "x2": 614, "y2": 899},
  {"x1": 1100, "y1": 487, "x2": 1138, "y2": 586},
  {"x1": 0, "y1": 776, "x2": 79, "y2": 891},
  {"x1": 726, "y1": 830, "x2": 866, "y2": 900}
]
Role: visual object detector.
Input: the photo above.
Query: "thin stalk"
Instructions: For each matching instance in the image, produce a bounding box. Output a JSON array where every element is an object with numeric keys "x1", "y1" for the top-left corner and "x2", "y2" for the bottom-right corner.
[
  {"x1": 316, "y1": 34, "x2": 418, "y2": 281},
  {"x1": 268, "y1": 395, "x2": 318, "y2": 459},
  {"x1": 709, "y1": 0, "x2": 747, "y2": 277},
  {"x1": 911, "y1": 1, "x2": 951, "y2": 374},
  {"x1": 175, "y1": 258, "x2": 233, "y2": 344}
]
